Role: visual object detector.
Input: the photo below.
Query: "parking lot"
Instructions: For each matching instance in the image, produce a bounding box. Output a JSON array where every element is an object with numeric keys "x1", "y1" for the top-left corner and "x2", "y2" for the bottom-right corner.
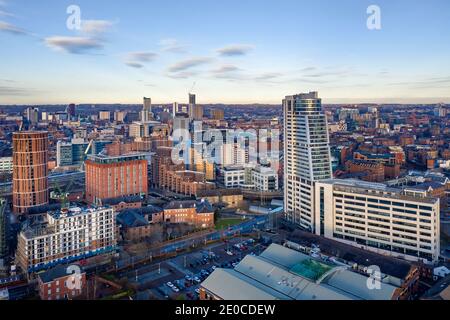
[{"x1": 128, "y1": 236, "x2": 267, "y2": 300}]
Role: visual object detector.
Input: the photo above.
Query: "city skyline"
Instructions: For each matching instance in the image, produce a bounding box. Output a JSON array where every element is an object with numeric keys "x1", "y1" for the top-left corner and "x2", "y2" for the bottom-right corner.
[{"x1": 1, "y1": 0, "x2": 450, "y2": 105}]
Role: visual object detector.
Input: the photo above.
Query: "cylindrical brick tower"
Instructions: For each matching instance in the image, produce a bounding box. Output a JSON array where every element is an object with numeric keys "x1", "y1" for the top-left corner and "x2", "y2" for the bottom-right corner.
[{"x1": 13, "y1": 131, "x2": 49, "y2": 215}]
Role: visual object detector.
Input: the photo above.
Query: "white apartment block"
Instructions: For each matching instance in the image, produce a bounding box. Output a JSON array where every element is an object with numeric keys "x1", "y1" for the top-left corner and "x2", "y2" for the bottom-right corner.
[
  {"x1": 17, "y1": 206, "x2": 117, "y2": 273},
  {"x1": 220, "y1": 143, "x2": 247, "y2": 167},
  {"x1": 220, "y1": 166, "x2": 248, "y2": 188},
  {"x1": 251, "y1": 166, "x2": 279, "y2": 191},
  {"x1": 314, "y1": 179, "x2": 440, "y2": 263},
  {"x1": 283, "y1": 92, "x2": 332, "y2": 231},
  {"x1": 0, "y1": 157, "x2": 13, "y2": 174}
]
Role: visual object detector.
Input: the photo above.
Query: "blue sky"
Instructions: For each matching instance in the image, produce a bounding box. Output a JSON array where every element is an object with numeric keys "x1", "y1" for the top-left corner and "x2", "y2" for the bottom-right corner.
[{"x1": 0, "y1": 0, "x2": 450, "y2": 104}]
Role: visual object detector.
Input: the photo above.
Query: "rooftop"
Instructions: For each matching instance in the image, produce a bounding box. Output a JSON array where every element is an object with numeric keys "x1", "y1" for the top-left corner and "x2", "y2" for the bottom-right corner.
[
  {"x1": 287, "y1": 229, "x2": 413, "y2": 280},
  {"x1": 87, "y1": 152, "x2": 147, "y2": 164},
  {"x1": 319, "y1": 178, "x2": 439, "y2": 205},
  {"x1": 38, "y1": 264, "x2": 84, "y2": 283},
  {"x1": 164, "y1": 200, "x2": 213, "y2": 213},
  {"x1": 201, "y1": 244, "x2": 399, "y2": 300}
]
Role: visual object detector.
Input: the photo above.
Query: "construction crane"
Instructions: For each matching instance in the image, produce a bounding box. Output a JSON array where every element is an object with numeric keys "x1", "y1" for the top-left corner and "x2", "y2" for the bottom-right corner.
[
  {"x1": 189, "y1": 81, "x2": 196, "y2": 94},
  {"x1": 84, "y1": 139, "x2": 94, "y2": 155}
]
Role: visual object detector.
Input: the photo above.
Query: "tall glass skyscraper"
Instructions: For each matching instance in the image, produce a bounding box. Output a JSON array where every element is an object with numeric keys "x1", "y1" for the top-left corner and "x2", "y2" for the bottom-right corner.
[{"x1": 283, "y1": 92, "x2": 332, "y2": 231}]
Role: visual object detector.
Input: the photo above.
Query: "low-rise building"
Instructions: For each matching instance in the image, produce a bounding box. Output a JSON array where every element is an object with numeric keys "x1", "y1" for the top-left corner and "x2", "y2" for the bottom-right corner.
[
  {"x1": 100, "y1": 195, "x2": 143, "y2": 213},
  {"x1": 37, "y1": 264, "x2": 86, "y2": 300},
  {"x1": 196, "y1": 189, "x2": 244, "y2": 208},
  {"x1": 116, "y1": 206, "x2": 164, "y2": 242},
  {"x1": 163, "y1": 200, "x2": 214, "y2": 229},
  {"x1": 200, "y1": 244, "x2": 402, "y2": 300}
]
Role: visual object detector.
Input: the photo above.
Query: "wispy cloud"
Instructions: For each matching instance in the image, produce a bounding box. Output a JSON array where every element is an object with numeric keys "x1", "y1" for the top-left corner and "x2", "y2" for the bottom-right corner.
[
  {"x1": 168, "y1": 71, "x2": 199, "y2": 79},
  {"x1": 124, "y1": 51, "x2": 158, "y2": 68},
  {"x1": 0, "y1": 20, "x2": 27, "y2": 35},
  {"x1": 0, "y1": 10, "x2": 14, "y2": 18},
  {"x1": 44, "y1": 19, "x2": 116, "y2": 55},
  {"x1": 169, "y1": 57, "x2": 211, "y2": 72},
  {"x1": 0, "y1": 85, "x2": 38, "y2": 96},
  {"x1": 216, "y1": 44, "x2": 254, "y2": 57},
  {"x1": 45, "y1": 36, "x2": 104, "y2": 54},
  {"x1": 81, "y1": 20, "x2": 115, "y2": 35},
  {"x1": 390, "y1": 76, "x2": 450, "y2": 89},
  {"x1": 211, "y1": 64, "x2": 245, "y2": 80},
  {"x1": 159, "y1": 38, "x2": 188, "y2": 53},
  {"x1": 211, "y1": 64, "x2": 241, "y2": 74}
]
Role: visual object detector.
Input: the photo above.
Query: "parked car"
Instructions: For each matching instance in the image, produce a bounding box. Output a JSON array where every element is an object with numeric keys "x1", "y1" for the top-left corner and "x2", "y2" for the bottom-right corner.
[{"x1": 166, "y1": 282, "x2": 174, "y2": 288}]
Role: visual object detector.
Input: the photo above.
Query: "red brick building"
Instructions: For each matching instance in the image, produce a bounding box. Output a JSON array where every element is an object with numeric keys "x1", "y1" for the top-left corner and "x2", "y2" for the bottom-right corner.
[
  {"x1": 346, "y1": 160, "x2": 385, "y2": 182},
  {"x1": 151, "y1": 146, "x2": 215, "y2": 196},
  {"x1": 38, "y1": 265, "x2": 86, "y2": 300},
  {"x1": 85, "y1": 153, "x2": 148, "y2": 204},
  {"x1": 163, "y1": 200, "x2": 215, "y2": 229}
]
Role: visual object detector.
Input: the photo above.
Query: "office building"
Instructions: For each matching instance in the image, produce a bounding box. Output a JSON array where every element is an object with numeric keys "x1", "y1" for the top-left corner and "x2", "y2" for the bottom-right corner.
[
  {"x1": 66, "y1": 103, "x2": 76, "y2": 120},
  {"x1": 114, "y1": 111, "x2": 127, "y2": 123},
  {"x1": 283, "y1": 92, "x2": 332, "y2": 231},
  {"x1": 251, "y1": 166, "x2": 279, "y2": 191},
  {"x1": 0, "y1": 157, "x2": 13, "y2": 174},
  {"x1": 188, "y1": 93, "x2": 203, "y2": 121},
  {"x1": 99, "y1": 111, "x2": 111, "y2": 121},
  {"x1": 12, "y1": 131, "x2": 49, "y2": 214},
  {"x1": 141, "y1": 97, "x2": 153, "y2": 122},
  {"x1": 129, "y1": 121, "x2": 163, "y2": 138},
  {"x1": 56, "y1": 141, "x2": 73, "y2": 167},
  {"x1": 16, "y1": 206, "x2": 117, "y2": 273},
  {"x1": 56, "y1": 139, "x2": 112, "y2": 168},
  {"x1": 190, "y1": 143, "x2": 215, "y2": 181},
  {"x1": 26, "y1": 107, "x2": 39, "y2": 124},
  {"x1": 85, "y1": 153, "x2": 148, "y2": 204},
  {"x1": 314, "y1": 179, "x2": 440, "y2": 263},
  {"x1": 200, "y1": 244, "x2": 402, "y2": 300},
  {"x1": 173, "y1": 102, "x2": 178, "y2": 117},
  {"x1": 219, "y1": 166, "x2": 247, "y2": 188},
  {"x1": 211, "y1": 109, "x2": 225, "y2": 120}
]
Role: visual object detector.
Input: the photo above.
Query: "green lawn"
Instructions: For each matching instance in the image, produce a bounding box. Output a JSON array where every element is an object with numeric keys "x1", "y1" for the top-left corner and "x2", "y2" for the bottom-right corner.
[{"x1": 215, "y1": 218, "x2": 245, "y2": 230}]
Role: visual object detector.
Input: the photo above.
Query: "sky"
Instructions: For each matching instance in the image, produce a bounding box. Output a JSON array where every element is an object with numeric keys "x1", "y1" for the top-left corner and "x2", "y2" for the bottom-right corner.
[{"x1": 0, "y1": 0, "x2": 450, "y2": 105}]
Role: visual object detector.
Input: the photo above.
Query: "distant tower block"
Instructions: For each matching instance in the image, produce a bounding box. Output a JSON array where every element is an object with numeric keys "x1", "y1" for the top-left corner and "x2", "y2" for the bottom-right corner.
[
  {"x1": 188, "y1": 93, "x2": 203, "y2": 121},
  {"x1": 173, "y1": 102, "x2": 179, "y2": 117},
  {"x1": 13, "y1": 131, "x2": 49, "y2": 215},
  {"x1": 142, "y1": 97, "x2": 152, "y2": 122}
]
